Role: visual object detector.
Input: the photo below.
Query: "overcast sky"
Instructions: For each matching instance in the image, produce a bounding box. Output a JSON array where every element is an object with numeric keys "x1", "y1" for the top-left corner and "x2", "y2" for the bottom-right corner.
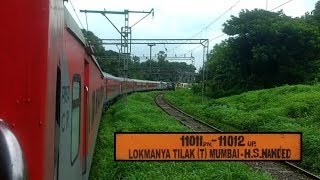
[{"x1": 65, "y1": 0, "x2": 318, "y2": 70}]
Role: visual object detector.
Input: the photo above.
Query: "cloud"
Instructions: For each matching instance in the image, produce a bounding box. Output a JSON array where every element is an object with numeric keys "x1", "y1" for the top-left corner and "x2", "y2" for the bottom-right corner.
[{"x1": 66, "y1": 0, "x2": 318, "y2": 69}]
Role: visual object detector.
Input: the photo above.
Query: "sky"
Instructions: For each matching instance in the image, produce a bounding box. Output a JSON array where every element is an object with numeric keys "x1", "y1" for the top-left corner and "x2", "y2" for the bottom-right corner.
[{"x1": 65, "y1": 0, "x2": 318, "y2": 70}]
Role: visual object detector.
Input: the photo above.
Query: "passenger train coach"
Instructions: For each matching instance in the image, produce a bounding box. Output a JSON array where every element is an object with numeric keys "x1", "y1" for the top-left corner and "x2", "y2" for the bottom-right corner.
[
  {"x1": 0, "y1": 1, "x2": 166, "y2": 180},
  {"x1": 103, "y1": 73, "x2": 166, "y2": 107}
]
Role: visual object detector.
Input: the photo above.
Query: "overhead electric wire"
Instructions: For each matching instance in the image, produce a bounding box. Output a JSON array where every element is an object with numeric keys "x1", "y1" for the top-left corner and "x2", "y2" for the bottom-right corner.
[
  {"x1": 101, "y1": 13, "x2": 124, "y2": 38},
  {"x1": 183, "y1": 45, "x2": 202, "y2": 55},
  {"x1": 168, "y1": 0, "x2": 241, "y2": 53},
  {"x1": 209, "y1": 33, "x2": 226, "y2": 43},
  {"x1": 179, "y1": 0, "x2": 294, "y2": 56},
  {"x1": 190, "y1": 0, "x2": 240, "y2": 39},
  {"x1": 130, "y1": 9, "x2": 154, "y2": 28},
  {"x1": 271, "y1": 0, "x2": 294, "y2": 11},
  {"x1": 69, "y1": 0, "x2": 85, "y2": 29},
  {"x1": 182, "y1": 33, "x2": 226, "y2": 55}
]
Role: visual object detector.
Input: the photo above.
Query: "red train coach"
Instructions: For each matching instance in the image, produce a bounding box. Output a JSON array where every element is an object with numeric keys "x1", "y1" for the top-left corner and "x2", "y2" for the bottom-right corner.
[
  {"x1": 0, "y1": 1, "x2": 105, "y2": 180},
  {"x1": 104, "y1": 72, "x2": 122, "y2": 105},
  {"x1": 0, "y1": 0, "x2": 169, "y2": 179},
  {"x1": 132, "y1": 79, "x2": 148, "y2": 91},
  {"x1": 146, "y1": 81, "x2": 158, "y2": 90},
  {"x1": 63, "y1": 8, "x2": 105, "y2": 180},
  {"x1": 116, "y1": 78, "x2": 134, "y2": 95}
]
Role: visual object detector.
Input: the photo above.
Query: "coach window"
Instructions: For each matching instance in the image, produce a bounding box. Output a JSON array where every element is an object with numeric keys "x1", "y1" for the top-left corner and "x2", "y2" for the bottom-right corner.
[{"x1": 71, "y1": 75, "x2": 81, "y2": 165}]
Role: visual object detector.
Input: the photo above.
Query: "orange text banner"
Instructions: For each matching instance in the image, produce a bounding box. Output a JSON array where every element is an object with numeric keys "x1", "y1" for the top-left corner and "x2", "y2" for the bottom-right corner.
[{"x1": 115, "y1": 133, "x2": 301, "y2": 161}]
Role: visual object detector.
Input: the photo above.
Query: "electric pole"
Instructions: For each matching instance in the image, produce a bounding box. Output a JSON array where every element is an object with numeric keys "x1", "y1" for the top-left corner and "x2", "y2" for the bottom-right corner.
[
  {"x1": 80, "y1": 8, "x2": 154, "y2": 105},
  {"x1": 148, "y1": 44, "x2": 155, "y2": 79}
]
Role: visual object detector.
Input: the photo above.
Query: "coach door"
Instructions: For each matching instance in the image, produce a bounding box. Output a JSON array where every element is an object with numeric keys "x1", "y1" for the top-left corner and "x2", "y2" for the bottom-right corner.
[{"x1": 82, "y1": 60, "x2": 89, "y2": 175}]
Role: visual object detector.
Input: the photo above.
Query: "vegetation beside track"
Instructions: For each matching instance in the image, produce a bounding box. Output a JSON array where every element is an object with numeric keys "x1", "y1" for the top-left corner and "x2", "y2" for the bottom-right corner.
[
  {"x1": 89, "y1": 92, "x2": 272, "y2": 180},
  {"x1": 165, "y1": 85, "x2": 320, "y2": 175}
]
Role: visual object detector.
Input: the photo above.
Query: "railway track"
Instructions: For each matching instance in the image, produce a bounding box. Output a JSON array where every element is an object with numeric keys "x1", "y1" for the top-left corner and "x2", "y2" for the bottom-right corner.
[{"x1": 155, "y1": 93, "x2": 319, "y2": 180}]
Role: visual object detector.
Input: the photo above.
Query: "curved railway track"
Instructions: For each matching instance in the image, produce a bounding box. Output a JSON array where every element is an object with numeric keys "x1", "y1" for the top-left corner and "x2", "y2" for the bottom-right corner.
[{"x1": 155, "y1": 93, "x2": 319, "y2": 180}]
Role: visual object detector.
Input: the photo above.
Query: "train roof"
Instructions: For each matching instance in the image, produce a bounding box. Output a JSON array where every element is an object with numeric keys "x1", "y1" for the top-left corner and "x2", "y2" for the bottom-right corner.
[
  {"x1": 64, "y1": 7, "x2": 104, "y2": 77},
  {"x1": 147, "y1": 80, "x2": 162, "y2": 83},
  {"x1": 102, "y1": 72, "x2": 167, "y2": 84},
  {"x1": 103, "y1": 72, "x2": 124, "y2": 81},
  {"x1": 133, "y1": 78, "x2": 167, "y2": 83},
  {"x1": 64, "y1": 8, "x2": 86, "y2": 45},
  {"x1": 131, "y1": 79, "x2": 149, "y2": 83}
]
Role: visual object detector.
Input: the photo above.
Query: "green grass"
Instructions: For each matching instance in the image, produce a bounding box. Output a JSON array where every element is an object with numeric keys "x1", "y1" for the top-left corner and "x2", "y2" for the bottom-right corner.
[
  {"x1": 89, "y1": 92, "x2": 272, "y2": 180},
  {"x1": 165, "y1": 85, "x2": 320, "y2": 175}
]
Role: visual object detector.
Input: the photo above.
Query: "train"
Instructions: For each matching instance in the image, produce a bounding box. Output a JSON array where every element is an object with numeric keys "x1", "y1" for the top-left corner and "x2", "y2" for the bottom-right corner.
[
  {"x1": 0, "y1": 1, "x2": 167, "y2": 180},
  {"x1": 103, "y1": 72, "x2": 167, "y2": 107}
]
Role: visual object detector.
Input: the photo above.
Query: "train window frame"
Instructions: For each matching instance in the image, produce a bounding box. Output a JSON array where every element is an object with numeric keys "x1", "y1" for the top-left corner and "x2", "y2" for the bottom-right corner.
[{"x1": 71, "y1": 74, "x2": 81, "y2": 165}]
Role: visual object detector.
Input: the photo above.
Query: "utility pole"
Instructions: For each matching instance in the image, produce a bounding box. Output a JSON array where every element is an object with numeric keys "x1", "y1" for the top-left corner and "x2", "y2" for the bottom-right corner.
[
  {"x1": 116, "y1": 44, "x2": 121, "y2": 76},
  {"x1": 201, "y1": 41, "x2": 209, "y2": 103},
  {"x1": 148, "y1": 44, "x2": 155, "y2": 79}
]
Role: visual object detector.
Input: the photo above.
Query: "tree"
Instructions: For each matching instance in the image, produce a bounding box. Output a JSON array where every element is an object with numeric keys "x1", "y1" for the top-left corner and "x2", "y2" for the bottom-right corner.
[
  {"x1": 81, "y1": 30, "x2": 197, "y2": 82},
  {"x1": 157, "y1": 51, "x2": 167, "y2": 62},
  {"x1": 81, "y1": 29, "x2": 106, "y2": 57},
  {"x1": 82, "y1": 29, "x2": 120, "y2": 75},
  {"x1": 312, "y1": 1, "x2": 320, "y2": 21},
  {"x1": 201, "y1": 6, "x2": 320, "y2": 98}
]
